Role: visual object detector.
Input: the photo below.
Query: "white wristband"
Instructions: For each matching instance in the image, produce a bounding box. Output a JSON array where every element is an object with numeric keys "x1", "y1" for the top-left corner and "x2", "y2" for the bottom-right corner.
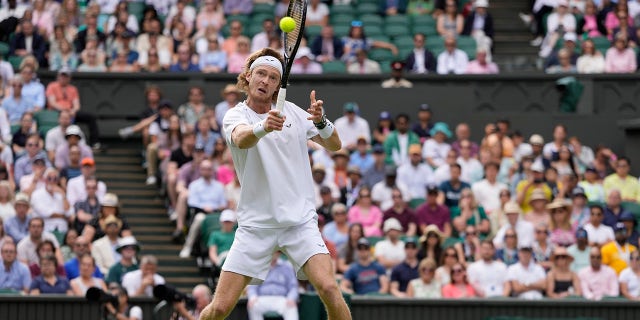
[
  {"x1": 318, "y1": 120, "x2": 334, "y2": 139},
  {"x1": 253, "y1": 120, "x2": 268, "y2": 138}
]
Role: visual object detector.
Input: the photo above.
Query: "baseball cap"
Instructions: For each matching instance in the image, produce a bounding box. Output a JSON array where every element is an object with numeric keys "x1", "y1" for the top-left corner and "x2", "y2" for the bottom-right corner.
[
  {"x1": 32, "y1": 154, "x2": 47, "y2": 165},
  {"x1": 384, "y1": 165, "x2": 397, "y2": 176},
  {"x1": 159, "y1": 99, "x2": 173, "y2": 110},
  {"x1": 312, "y1": 163, "x2": 326, "y2": 172},
  {"x1": 219, "y1": 209, "x2": 237, "y2": 223},
  {"x1": 475, "y1": 0, "x2": 489, "y2": 8},
  {"x1": 343, "y1": 102, "x2": 358, "y2": 113},
  {"x1": 404, "y1": 237, "x2": 418, "y2": 248},
  {"x1": 319, "y1": 186, "x2": 332, "y2": 195},
  {"x1": 619, "y1": 212, "x2": 635, "y2": 222},
  {"x1": 518, "y1": 244, "x2": 533, "y2": 251},
  {"x1": 351, "y1": 20, "x2": 363, "y2": 27},
  {"x1": 372, "y1": 145, "x2": 384, "y2": 154},
  {"x1": 58, "y1": 66, "x2": 72, "y2": 76},
  {"x1": 347, "y1": 165, "x2": 362, "y2": 176},
  {"x1": 531, "y1": 161, "x2": 545, "y2": 173},
  {"x1": 575, "y1": 228, "x2": 588, "y2": 239},
  {"x1": 332, "y1": 149, "x2": 349, "y2": 159},
  {"x1": 14, "y1": 192, "x2": 30, "y2": 204},
  {"x1": 572, "y1": 186, "x2": 586, "y2": 198},
  {"x1": 563, "y1": 32, "x2": 577, "y2": 42},
  {"x1": 614, "y1": 222, "x2": 627, "y2": 232},
  {"x1": 529, "y1": 134, "x2": 544, "y2": 145},
  {"x1": 379, "y1": 111, "x2": 391, "y2": 120},
  {"x1": 426, "y1": 185, "x2": 439, "y2": 194},
  {"x1": 194, "y1": 143, "x2": 206, "y2": 152},
  {"x1": 585, "y1": 166, "x2": 597, "y2": 173},
  {"x1": 504, "y1": 202, "x2": 522, "y2": 215},
  {"x1": 383, "y1": 218, "x2": 403, "y2": 233},
  {"x1": 121, "y1": 30, "x2": 136, "y2": 39},
  {"x1": 65, "y1": 125, "x2": 83, "y2": 137},
  {"x1": 100, "y1": 193, "x2": 119, "y2": 207},
  {"x1": 357, "y1": 237, "x2": 370, "y2": 248},
  {"x1": 418, "y1": 104, "x2": 431, "y2": 112},
  {"x1": 81, "y1": 157, "x2": 95, "y2": 166}
]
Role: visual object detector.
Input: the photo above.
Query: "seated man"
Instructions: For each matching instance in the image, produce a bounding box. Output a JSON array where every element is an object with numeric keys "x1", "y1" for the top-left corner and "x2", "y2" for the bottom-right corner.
[
  {"x1": 207, "y1": 209, "x2": 236, "y2": 268},
  {"x1": 374, "y1": 218, "x2": 406, "y2": 273},
  {"x1": 246, "y1": 251, "x2": 299, "y2": 320},
  {"x1": 105, "y1": 236, "x2": 140, "y2": 286},
  {"x1": 504, "y1": 245, "x2": 546, "y2": 299},
  {"x1": 340, "y1": 238, "x2": 389, "y2": 295},
  {"x1": 64, "y1": 236, "x2": 103, "y2": 280},
  {"x1": 4, "y1": 192, "x2": 32, "y2": 243},
  {"x1": 66, "y1": 157, "x2": 106, "y2": 207},
  {"x1": 45, "y1": 110, "x2": 86, "y2": 162},
  {"x1": 17, "y1": 217, "x2": 63, "y2": 266},
  {"x1": 178, "y1": 160, "x2": 227, "y2": 256},
  {"x1": 91, "y1": 215, "x2": 122, "y2": 275},
  {"x1": 54, "y1": 125, "x2": 93, "y2": 170},
  {"x1": 579, "y1": 247, "x2": 619, "y2": 300},
  {"x1": 0, "y1": 241, "x2": 31, "y2": 293},
  {"x1": 601, "y1": 222, "x2": 637, "y2": 275},
  {"x1": 467, "y1": 240, "x2": 508, "y2": 297},
  {"x1": 389, "y1": 237, "x2": 420, "y2": 297},
  {"x1": 122, "y1": 255, "x2": 165, "y2": 297},
  {"x1": 171, "y1": 145, "x2": 206, "y2": 241}
]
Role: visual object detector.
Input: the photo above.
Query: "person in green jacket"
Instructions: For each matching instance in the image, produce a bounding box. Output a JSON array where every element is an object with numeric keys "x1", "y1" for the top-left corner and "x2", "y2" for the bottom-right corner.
[{"x1": 384, "y1": 113, "x2": 421, "y2": 166}]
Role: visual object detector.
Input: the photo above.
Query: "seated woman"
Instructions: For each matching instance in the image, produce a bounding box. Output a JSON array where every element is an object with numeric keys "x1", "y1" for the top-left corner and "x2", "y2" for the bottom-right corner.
[
  {"x1": 29, "y1": 240, "x2": 66, "y2": 278},
  {"x1": 70, "y1": 253, "x2": 108, "y2": 296},
  {"x1": 29, "y1": 255, "x2": 72, "y2": 295},
  {"x1": 441, "y1": 262, "x2": 477, "y2": 298},
  {"x1": 620, "y1": 251, "x2": 640, "y2": 301},
  {"x1": 82, "y1": 193, "x2": 132, "y2": 242},
  {"x1": 407, "y1": 258, "x2": 442, "y2": 298},
  {"x1": 546, "y1": 247, "x2": 582, "y2": 298},
  {"x1": 348, "y1": 187, "x2": 383, "y2": 237},
  {"x1": 341, "y1": 21, "x2": 398, "y2": 62},
  {"x1": 450, "y1": 189, "x2": 491, "y2": 239},
  {"x1": 437, "y1": 0, "x2": 464, "y2": 38}
]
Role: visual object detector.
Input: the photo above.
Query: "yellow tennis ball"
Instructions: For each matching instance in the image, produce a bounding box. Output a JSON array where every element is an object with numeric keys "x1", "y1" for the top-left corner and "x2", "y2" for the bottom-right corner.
[{"x1": 280, "y1": 17, "x2": 296, "y2": 33}]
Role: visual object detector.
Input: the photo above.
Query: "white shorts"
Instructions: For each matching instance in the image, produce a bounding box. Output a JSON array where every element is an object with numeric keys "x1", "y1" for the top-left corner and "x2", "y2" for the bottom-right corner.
[{"x1": 222, "y1": 217, "x2": 329, "y2": 284}]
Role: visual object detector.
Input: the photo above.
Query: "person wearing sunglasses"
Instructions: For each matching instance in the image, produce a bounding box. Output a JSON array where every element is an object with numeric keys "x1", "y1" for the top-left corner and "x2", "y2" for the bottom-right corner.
[
  {"x1": 583, "y1": 204, "x2": 614, "y2": 247},
  {"x1": 441, "y1": 263, "x2": 477, "y2": 298},
  {"x1": 340, "y1": 238, "x2": 389, "y2": 295},
  {"x1": 567, "y1": 228, "x2": 590, "y2": 273},
  {"x1": 407, "y1": 258, "x2": 441, "y2": 298},
  {"x1": 601, "y1": 222, "x2": 638, "y2": 275},
  {"x1": 546, "y1": 246, "x2": 582, "y2": 299},
  {"x1": 504, "y1": 245, "x2": 546, "y2": 299},
  {"x1": 619, "y1": 250, "x2": 640, "y2": 301},
  {"x1": 578, "y1": 247, "x2": 619, "y2": 300},
  {"x1": 390, "y1": 237, "x2": 420, "y2": 298},
  {"x1": 467, "y1": 240, "x2": 507, "y2": 297}
]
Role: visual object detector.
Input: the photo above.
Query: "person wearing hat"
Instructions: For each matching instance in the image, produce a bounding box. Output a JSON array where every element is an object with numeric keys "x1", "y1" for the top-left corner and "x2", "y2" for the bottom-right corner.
[
  {"x1": 4, "y1": 192, "x2": 32, "y2": 243},
  {"x1": 340, "y1": 238, "x2": 389, "y2": 295},
  {"x1": 620, "y1": 212, "x2": 639, "y2": 248},
  {"x1": 206, "y1": 209, "x2": 237, "y2": 268},
  {"x1": 66, "y1": 155, "x2": 107, "y2": 206},
  {"x1": 92, "y1": 215, "x2": 123, "y2": 275},
  {"x1": 583, "y1": 204, "x2": 615, "y2": 247},
  {"x1": 291, "y1": 46, "x2": 322, "y2": 74},
  {"x1": 311, "y1": 163, "x2": 340, "y2": 209},
  {"x1": 343, "y1": 165, "x2": 365, "y2": 208},
  {"x1": 578, "y1": 166, "x2": 606, "y2": 203},
  {"x1": 82, "y1": 193, "x2": 132, "y2": 242},
  {"x1": 539, "y1": 0, "x2": 576, "y2": 56},
  {"x1": 493, "y1": 202, "x2": 535, "y2": 250},
  {"x1": 389, "y1": 237, "x2": 420, "y2": 297},
  {"x1": 214, "y1": 84, "x2": 241, "y2": 128},
  {"x1": 504, "y1": 244, "x2": 547, "y2": 299},
  {"x1": 332, "y1": 149, "x2": 350, "y2": 189},
  {"x1": 423, "y1": 122, "x2": 452, "y2": 168},
  {"x1": 317, "y1": 185, "x2": 338, "y2": 223},
  {"x1": 105, "y1": 236, "x2": 140, "y2": 286},
  {"x1": 362, "y1": 144, "x2": 387, "y2": 188},
  {"x1": 601, "y1": 222, "x2": 638, "y2": 275},
  {"x1": 547, "y1": 198, "x2": 576, "y2": 247},
  {"x1": 17, "y1": 154, "x2": 48, "y2": 195},
  {"x1": 545, "y1": 246, "x2": 582, "y2": 299},
  {"x1": 397, "y1": 144, "x2": 434, "y2": 208},
  {"x1": 570, "y1": 186, "x2": 590, "y2": 229},
  {"x1": 381, "y1": 60, "x2": 413, "y2": 89},
  {"x1": 415, "y1": 185, "x2": 452, "y2": 237},
  {"x1": 54, "y1": 125, "x2": 93, "y2": 171},
  {"x1": 515, "y1": 161, "x2": 552, "y2": 213},
  {"x1": 527, "y1": 134, "x2": 551, "y2": 169},
  {"x1": 372, "y1": 111, "x2": 393, "y2": 146},
  {"x1": 384, "y1": 113, "x2": 421, "y2": 166},
  {"x1": 523, "y1": 189, "x2": 550, "y2": 226},
  {"x1": 567, "y1": 228, "x2": 591, "y2": 273},
  {"x1": 45, "y1": 110, "x2": 88, "y2": 161},
  {"x1": 374, "y1": 218, "x2": 407, "y2": 273},
  {"x1": 46, "y1": 66, "x2": 101, "y2": 149},
  {"x1": 578, "y1": 246, "x2": 619, "y2": 300},
  {"x1": 334, "y1": 102, "x2": 371, "y2": 152},
  {"x1": 544, "y1": 32, "x2": 580, "y2": 71},
  {"x1": 371, "y1": 165, "x2": 411, "y2": 212}
]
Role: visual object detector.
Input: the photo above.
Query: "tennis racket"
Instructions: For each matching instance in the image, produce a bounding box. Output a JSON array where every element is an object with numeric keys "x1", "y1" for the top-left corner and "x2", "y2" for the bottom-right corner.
[{"x1": 275, "y1": 0, "x2": 308, "y2": 113}]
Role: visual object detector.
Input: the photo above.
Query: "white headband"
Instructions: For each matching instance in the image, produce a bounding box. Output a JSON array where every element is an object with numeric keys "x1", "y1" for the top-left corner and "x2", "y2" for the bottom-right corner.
[{"x1": 249, "y1": 56, "x2": 283, "y2": 77}]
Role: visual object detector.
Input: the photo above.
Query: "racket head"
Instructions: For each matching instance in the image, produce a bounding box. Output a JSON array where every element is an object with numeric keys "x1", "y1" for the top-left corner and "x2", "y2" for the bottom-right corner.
[{"x1": 281, "y1": 0, "x2": 307, "y2": 87}]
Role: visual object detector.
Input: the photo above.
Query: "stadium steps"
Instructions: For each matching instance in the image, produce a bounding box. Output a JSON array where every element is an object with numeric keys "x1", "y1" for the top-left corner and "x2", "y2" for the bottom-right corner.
[
  {"x1": 95, "y1": 140, "x2": 206, "y2": 293},
  {"x1": 491, "y1": 0, "x2": 540, "y2": 72}
]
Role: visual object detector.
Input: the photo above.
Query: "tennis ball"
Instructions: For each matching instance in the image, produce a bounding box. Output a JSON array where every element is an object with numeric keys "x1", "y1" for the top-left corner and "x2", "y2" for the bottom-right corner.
[{"x1": 280, "y1": 16, "x2": 296, "y2": 33}]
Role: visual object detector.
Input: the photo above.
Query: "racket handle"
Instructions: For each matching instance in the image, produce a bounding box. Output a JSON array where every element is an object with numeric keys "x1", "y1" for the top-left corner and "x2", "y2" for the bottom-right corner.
[{"x1": 275, "y1": 87, "x2": 287, "y2": 114}]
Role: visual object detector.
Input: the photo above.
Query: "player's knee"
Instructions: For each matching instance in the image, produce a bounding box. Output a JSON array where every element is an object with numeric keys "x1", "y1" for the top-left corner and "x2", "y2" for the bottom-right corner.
[
  {"x1": 210, "y1": 300, "x2": 233, "y2": 318},
  {"x1": 315, "y1": 279, "x2": 340, "y2": 297}
]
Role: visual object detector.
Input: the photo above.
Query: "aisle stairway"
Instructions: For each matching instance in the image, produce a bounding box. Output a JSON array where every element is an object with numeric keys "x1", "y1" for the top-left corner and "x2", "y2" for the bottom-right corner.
[
  {"x1": 491, "y1": 0, "x2": 540, "y2": 72},
  {"x1": 94, "y1": 140, "x2": 206, "y2": 293}
]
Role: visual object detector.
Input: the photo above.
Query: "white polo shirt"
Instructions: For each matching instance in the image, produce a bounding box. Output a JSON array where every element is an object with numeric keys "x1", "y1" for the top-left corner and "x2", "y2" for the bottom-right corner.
[
  {"x1": 467, "y1": 260, "x2": 508, "y2": 297},
  {"x1": 583, "y1": 223, "x2": 615, "y2": 246},
  {"x1": 506, "y1": 261, "x2": 546, "y2": 299}
]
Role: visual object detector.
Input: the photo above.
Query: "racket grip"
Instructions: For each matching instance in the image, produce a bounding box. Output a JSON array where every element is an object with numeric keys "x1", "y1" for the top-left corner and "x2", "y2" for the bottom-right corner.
[{"x1": 275, "y1": 87, "x2": 287, "y2": 114}]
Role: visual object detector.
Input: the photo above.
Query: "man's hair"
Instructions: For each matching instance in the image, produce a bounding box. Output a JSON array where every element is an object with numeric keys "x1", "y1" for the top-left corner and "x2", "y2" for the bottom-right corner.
[
  {"x1": 140, "y1": 255, "x2": 158, "y2": 266},
  {"x1": 450, "y1": 163, "x2": 462, "y2": 171},
  {"x1": 29, "y1": 217, "x2": 44, "y2": 227},
  {"x1": 236, "y1": 48, "x2": 284, "y2": 103},
  {"x1": 145, "y1": 85, "x2": 163, "y2": 99},
  {"x1": 480, "y1": 240, "x2": 495, "y2": 248},
  {"x1": 395, "y1": 113, "x2": 410, "y2": 122},
  {"x1": 193, "y1": 284, "x2": 212, "y2": 300},
  {"x1": 484, "y1": 162, "x2": 499, "y2": 171},
  {"x1": 618, "y1": 156, "x2": 630, "y2": 165}
]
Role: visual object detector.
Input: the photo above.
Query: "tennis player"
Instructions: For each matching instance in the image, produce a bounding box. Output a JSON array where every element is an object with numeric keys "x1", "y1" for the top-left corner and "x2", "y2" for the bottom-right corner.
[{"x1": 200, "y1": 48, "x2": 352, "y2": 319}]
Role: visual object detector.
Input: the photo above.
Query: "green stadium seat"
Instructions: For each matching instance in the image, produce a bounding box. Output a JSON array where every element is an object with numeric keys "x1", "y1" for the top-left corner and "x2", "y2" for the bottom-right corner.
[
  {"x1": 385, "y1": 14, "x2": 410, "y2": 27},
  {"x1": 358, "y1": 0, "x2": 381, "y2": 4},
  {"x1": 51, "y1": 230, "x2": 66, "y2": 246},
  {"x1": 334, "y1": 25, "x2": 351, "y2": 38},
  {"x1": 369, "y1": 48, "x2": 395, "y2": 62},
  {"x1": 398, "y1": 47, "x2": 413, "y2": 60},
  {"x1": 321, "y1": 60, "x2": 347, "y2": 74},
  {"x1": 412, "y1": 24, "x2": 438, "y2": 37},
  {"x1": 590, "y1": 36, "x2": 611, "y2": 55},
  {"x1": 200, "y1": 212, "x2": 222, "y2": 245},
  {"x1": 366, "y1": 236, "x2": 385, "y2": 246},
  {"x1": 426, "y1": 35, "x2": 444, "y2": 48},
  {"x1": 384, "y1": 24, "x2": 410, "y2": 38},
  {"x1": 248, "y1": 24, "x2": 264, "y2": 37},
  {"x1": 369, "y1": 35, "x2": 390, "y2": 43},
  {"x1": 364, "y1": 25, "x2": 383, "y2": 36},
  {"x1": 306, "y1": 25, "x2": 323, "y2": 39},
  {"x1": 8, "y1": 55, "x2": 22, "y2": 71},
  {"x1": 252, "y1": 13, "x2": 275, "y2": 24},
  {"x1": 331, "y1": 4, "x2": 355, "y2": 16},
  {"x1": 127, "y1": 1, "x2": 145, "y2": 22},
  {"x1": 34, "y1": 109, "x2": 60, "y2": 136},
  {"x1": 456, "y1": 36, "x2": 477, "y2": 58},
  {"x1": 357, "y1": 3, "x2": 380, "y2": 15},
  {"x1": 331, "y1": 14, "x2": 355, "y2": 26},
  {"x1": 227, "y1": 15, "x2": 249, "y2": 25},
  {"x1": 380, "y1": 60, "x2": 393, "y2": 73},
  {"x1": 394, "y1": 36, "x2": 415, "y2": 49},
  {"x1": 412, "y1": 15, "x2": 436, "y2": 28},
  {"x1": 253, "y1": 3, "x2": 275, "y2": 15},
  {"x1": 0, "y1": 42, "x2": 10, "y2": 58},
  {"x1": 359, "y1": 14, "x2": 383, "y2": 27}
]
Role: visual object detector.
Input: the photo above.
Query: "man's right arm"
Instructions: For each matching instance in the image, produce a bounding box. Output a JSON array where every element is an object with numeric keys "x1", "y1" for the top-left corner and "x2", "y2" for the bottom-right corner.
[{"x1": 228, "y1": 109, "x2": 284, "y2": 149}]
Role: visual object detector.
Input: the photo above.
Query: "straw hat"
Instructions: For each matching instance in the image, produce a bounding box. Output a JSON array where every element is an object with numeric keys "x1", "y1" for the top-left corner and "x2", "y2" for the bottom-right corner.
[
  {"x1": 551, "y1": 246, "x2": 574, "y2": 262},
  {"x1": 419, "y1": 224, "x2": 443, "y2": 244}
]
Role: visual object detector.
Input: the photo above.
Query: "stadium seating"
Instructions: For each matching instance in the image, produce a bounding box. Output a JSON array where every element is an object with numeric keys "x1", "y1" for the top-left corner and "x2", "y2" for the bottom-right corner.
[
  {"x1": 321, "y1": 60, "x2": 347, "y2": 74},
  {"x1": 33, "y1": 110, "x2": 60, "y2": 136}
]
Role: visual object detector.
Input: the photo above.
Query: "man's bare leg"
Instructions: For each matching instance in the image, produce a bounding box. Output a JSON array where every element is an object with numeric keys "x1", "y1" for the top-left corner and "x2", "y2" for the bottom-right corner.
[
  {"x1": 302, "y1": 254, "x2": 352, "y2": 320},
  {"x1": 200, "y1": 271, "x2": 252, "y2": 320}
]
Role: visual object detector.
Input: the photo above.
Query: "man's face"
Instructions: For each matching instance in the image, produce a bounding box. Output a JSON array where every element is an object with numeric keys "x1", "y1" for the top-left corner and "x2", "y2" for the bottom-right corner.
[
  {"x1": 413, "y1": 34, "x2": 425, "y2": 49},
  {"x1": 616, "y1": 160, "x2": 630, "y2": 177},
  {"x1": 246, "y1": 66, "x2": 280, "y2": 104},
  {"x1": 200, "y1": 161, "x2": 214, "y2": 179},
  {"x1": 395, "y1": 117, "x2": 409, "y2": 134},
  {"x1": 141, "y1": 262, "x2": 157, "y2": 276},
  {"x1": 29, "y1": 220, "x2": 44, "y2": 238},
  {"x1": 82, "y1": 164, "x2": 96, "y2": 177},
  {"x1": 607, "y1": 190, "x2": 622, "y2": 207},
  {"x1": 518, "y1": 250, "x2": 532, "y2": 264},
  {"x1": 615, "y1": 229, "x2": 628, "y2": 243},
  {"x1": 14, "y1": 202, "x2": 29, "y2": 216},
  {"x1": 22, "y1": 22, "x2": 34, "y2": 35},
  {"x1": 312, "y1": 170, "x2": 325, "y2": 183},
  {"x1": 590, "y1": 207, "x2": 603, "y2": 225},
  {"x1": 1, "y1": 244, "x2": 17, "y2": 264},
  {"x1": 456, "y1": 124, "x2": 470, "y2": 140},
  {"x1": 356, "y1": 245, "x2": 370, "y2": 260},
  {"x1": 58, "y1": 74, "x2": 70, "y2": 85},
  {"x1": 321, "y1": 26, "x2": 334, "y2": 38},
  {"x1": 193, "y1": 288, "x2": 210, "y2": 311},
  {"x1": 450, "y1": 166, "x2": 461, "y2": 181},
  {"x1": 590, "y1": 248, "x2": 602, "y2": 269},
  {"x1": 120, "y1": 246, "x2": 136, "y2": 260},
  {"x1": 74, "y1": 238, "x2": 90, "y2": 255},
  {"x1": 480, "y1": 242, "x2": 494, "y2": 261},
  {"x1": 445, "y1": 39, "x2": 456, "y2": 53}
]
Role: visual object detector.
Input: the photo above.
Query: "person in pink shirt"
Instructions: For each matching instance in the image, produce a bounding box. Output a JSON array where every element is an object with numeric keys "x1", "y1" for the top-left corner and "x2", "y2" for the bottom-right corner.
[
  {"x1": 348, "y1": 188, "x2": 383, "y2": 237},
  {"x1": 441, "y1": 263, "x2": 477, "y2": 298},
  {"x1": 578, "y1": 247, "x2": 619, "y2": 300},
  {"x1": 578, "y1": 1, "x2": 605, "y2": 38},
  {"x1": 604, "y1": 35, "x2": 637, "y2": 73},
  {"x1": 226, "y1": 36, "x2": 251, "y2": 74},
  {"x1": 465, "y1": 49, "x2": 499, "y2": 74},
  {"x1": 605, "y1": 5, "x2": 634, "y2": 40}
]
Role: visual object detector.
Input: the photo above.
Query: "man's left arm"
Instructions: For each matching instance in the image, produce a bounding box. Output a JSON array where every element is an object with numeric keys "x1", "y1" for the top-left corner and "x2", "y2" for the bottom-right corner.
[
  {"x1": 308, "y1": 90, "x2": 341, "y2": 151},
  {"x1": 72, "y1": 87, "x2": 81, "y2": 114}
]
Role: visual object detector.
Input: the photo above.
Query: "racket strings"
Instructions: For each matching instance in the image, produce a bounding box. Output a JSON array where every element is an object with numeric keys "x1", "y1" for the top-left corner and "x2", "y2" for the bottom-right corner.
[{"x1": 285, "y1": 1, "x2": 305, "y2": 57}]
